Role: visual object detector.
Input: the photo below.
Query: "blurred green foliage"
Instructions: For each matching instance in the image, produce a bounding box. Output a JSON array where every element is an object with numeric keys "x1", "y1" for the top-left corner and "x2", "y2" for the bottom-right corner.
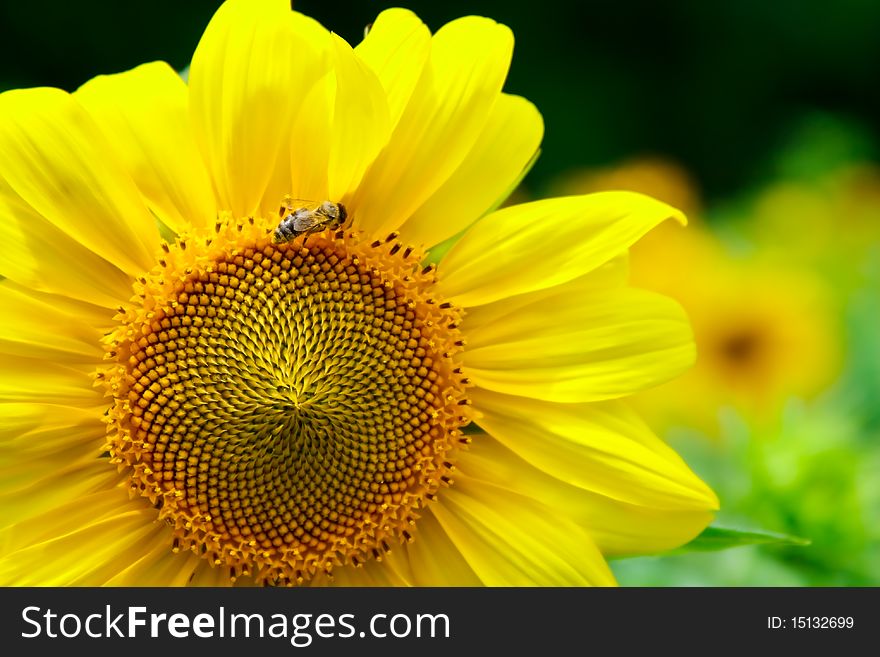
[{"x1": 614, "y1": 401, "x2": 880, "y2": 586}]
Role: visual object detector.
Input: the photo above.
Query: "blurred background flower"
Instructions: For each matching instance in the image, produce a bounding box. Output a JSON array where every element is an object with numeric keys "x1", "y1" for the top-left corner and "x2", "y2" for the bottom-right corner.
[
  {"x1": 554, "y1": 159, "x2": 844, "y2": 436},
  {"x1": 1, "y1": 0, "x2": 878, "y2": 585}
]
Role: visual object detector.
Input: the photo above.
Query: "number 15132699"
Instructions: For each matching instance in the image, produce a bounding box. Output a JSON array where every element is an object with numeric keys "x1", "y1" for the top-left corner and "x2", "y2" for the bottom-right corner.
[{"x1": 768, "y1": 616, "x2": 854, "y2": 629}]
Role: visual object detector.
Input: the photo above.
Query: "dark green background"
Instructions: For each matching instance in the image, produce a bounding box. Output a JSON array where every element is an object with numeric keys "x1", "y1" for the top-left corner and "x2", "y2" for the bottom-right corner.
[{"x1": 2, "y1": 0, "x2": 880, "y2": 199}]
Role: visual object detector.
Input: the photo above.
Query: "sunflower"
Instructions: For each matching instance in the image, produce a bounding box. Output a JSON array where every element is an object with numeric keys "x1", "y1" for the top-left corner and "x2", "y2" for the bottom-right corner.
[{"x1": 0, "y1": 0, "x2": 717, "y2": 586}]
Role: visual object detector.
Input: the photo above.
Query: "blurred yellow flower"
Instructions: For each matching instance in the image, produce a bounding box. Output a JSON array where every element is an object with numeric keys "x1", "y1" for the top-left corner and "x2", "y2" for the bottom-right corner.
[
  {"x1": 558, "y1": 158, "x2": 843, "y2": 435},
  {"x1": 631, "y1": 228, "x2": 841, "y2": 434},
  {"x1": 0, "y1": 1, "x2": 716, "y2": 585}
]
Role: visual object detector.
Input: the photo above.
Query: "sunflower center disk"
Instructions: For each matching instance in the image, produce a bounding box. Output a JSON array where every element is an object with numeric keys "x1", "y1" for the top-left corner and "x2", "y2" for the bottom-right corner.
[{"x1": 106, "y1": 224, "x2": 469, "y2": 584}]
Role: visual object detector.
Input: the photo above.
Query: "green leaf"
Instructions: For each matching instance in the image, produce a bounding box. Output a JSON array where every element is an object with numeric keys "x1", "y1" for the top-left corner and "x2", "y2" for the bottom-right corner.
[{"x1": 666, "y1": 526, "x2": 811, "y2": 554}]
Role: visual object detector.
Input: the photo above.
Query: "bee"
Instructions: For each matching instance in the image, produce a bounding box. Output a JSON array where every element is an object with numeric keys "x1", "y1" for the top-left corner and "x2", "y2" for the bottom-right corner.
[{"x1": 273, "y1": 197, "x2": 348, "y2": 244}]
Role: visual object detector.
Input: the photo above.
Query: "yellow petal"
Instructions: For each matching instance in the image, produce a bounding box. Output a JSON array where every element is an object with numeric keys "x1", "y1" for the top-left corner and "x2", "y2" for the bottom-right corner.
[
  {"x1": 437, "y1": 192, "x2": 685, "y2": 306},
  {"x1": 355, "y1": 8, "x2": 430, "y2": 130},
  {"x1": 0, "y1": 401, "x2": 102, "y2": 534},
  {"x1": 105, "y1": 534, "x2": 201, "y2": 586},
  {"x1": 287, "y1": 72, "x2": 333, "y2": 204},
  {"x1": 405, "y1": 508, "x2": 482, "y2": 586},
  {"x1": 353, "y1": 16, "x2": 513, "y2": 239},
  {"x1": 187, "y1": 561, "x2": 236, "y2": 586},
  {"x1": 0, "y1": 485, "x2": 122, "y2": 553},
  {"x1": 0, "y1": 404, "x2": 110, "y2": 531},
  {"x1": 458, "y1": 435, "x2": 715, "y2": 556},
  {"x1": 262, "y1": 11, "x2": 337, "y2": 216},
  {"x1": 0, "y1": 177, "x2": 134, "y2": 307},
  {"x1": 0, "y1": 354, "x2": 102, "y2": 405},
  {"x1": 0, "y1": 87, "x2": 161, "y2": 277},
  {"x1": 0, "y1": 402, "x2": 104, "y2": 438},
  {"x1": 402, "y1": 93, "x2": 543, "y2": 249},
  {"x1": 1, "y1": 513, "x2": 162, "y2": 586},
  {"x1": 431, "y1": 478, "x2": 616, "y2": 586},
  {"x1": 327, "y1": 34, "x2": 392, "y2": 202},
  {"x1": 0, "y1": 406, "x2": 106, "y2": 470},
  {"x1": 0, "y1": 459, "x2": 121, "y2": 532},
  {"x1": 0, "y1": 486, "x2": 161, "y2": 585},
  {"x1": 189, "y1": 0, "x2": 332, "y2": 217},
  {"x1": 75, "y1": 61, "x2": 217, "y2": 234},
  {"x1": 0, "y1": 280, "x2": 108, "y2": 362},
  {"x1": 463, "y1": 286, "x2": 695, "y2": 402},
  {"x1": 471, "y1": 388, "x2": 718, "y2": 509},
  {"x1": 460, "y1": 254, "x2": 628, "y2": 331},
  {"x1": 322, "y1": 552, "x2": 413, "y2": 587},
  {"x1": 0, "y1": 402, "x2": 107, "y2": 473}
]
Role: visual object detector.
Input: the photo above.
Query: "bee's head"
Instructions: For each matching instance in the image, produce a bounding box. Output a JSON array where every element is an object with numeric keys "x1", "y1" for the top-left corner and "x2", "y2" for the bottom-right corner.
[{"x1": 337, "y1": 203, "x2": 347, "y2": 224}]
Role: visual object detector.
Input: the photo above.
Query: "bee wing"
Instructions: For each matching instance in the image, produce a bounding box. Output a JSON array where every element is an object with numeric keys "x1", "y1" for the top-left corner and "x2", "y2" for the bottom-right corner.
[
  {"x1": 292, "y1": 210, "x2": 320, "y2": 232},
  {"x1": 279, "y1": 196, "x2": 321, "y2": 215}
]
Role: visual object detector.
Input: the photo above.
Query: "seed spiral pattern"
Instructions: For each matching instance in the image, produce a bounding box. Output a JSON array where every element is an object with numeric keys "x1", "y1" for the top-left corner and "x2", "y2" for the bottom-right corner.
[{"x1": 103, "y1": 220, "x2": 470, "y2": 584}]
